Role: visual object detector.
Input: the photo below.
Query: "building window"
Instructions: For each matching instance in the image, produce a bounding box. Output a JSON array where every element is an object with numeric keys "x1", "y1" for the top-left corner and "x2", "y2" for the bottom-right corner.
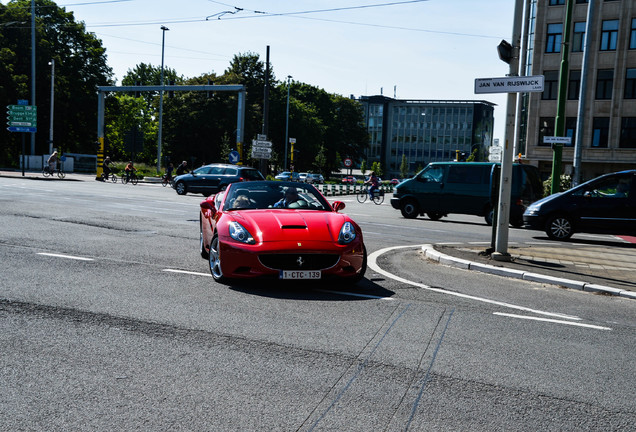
[
  {"x1": 566, "y1": 117, "x2": 577, "y2": 147},
  {"x1": 576, "y1": 0, "x2": 588, "y2": 3},
  {"x1": 631, "y1": 19, "x2": 636, "y2": 49},
  {"x1": 596, "y1": 69, "x2": 614, "y2": 100},
  {"x1": 568, "y1": 70, "x2": 581, "y2": 100},
  {"x1": 625, "y1": 69, "x2": 636, "y2": 99},
  {"x1": 620, "y1": 118, "x2": 636, "y2": 148},
  {"x1": 549, "y1": 0, "x2": 565, "y2": 4},
  {"x1": 538, "y1": 117, "x2": 555, "y2": 146},
  {"x1": 592, "y1": 118, "x2": 610, "y2": 148},
  {"x1": 600, "y1": 20, "x2": 619, "y2": 51},
  {"x1": 572, "y1": 22, "x2": 586, "y2": 52},
  {"x1": 542, "y1": 71, "x2": 559, "y2": 100},
  {"x1": 546, "y1": 23, "x2": 563, "y2": 53}
]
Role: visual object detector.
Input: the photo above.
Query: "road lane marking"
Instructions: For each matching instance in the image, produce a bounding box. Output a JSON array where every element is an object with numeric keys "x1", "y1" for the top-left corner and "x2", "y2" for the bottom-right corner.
[
  {"x1": 493, "y1": 312, "x2": 611, "y2": 331},
  {"x1": 368, "y1": 245, "x2": 582, "y2": 321},
  {"x1": 315, "y1": 289, "x2": 394, "y2": 301},
  {"x1": 37, "y1": 252, "x2": 94, "y2": 261},
  {"x1": 163, "y1": 269, "x2": 211, "y2": 277}
]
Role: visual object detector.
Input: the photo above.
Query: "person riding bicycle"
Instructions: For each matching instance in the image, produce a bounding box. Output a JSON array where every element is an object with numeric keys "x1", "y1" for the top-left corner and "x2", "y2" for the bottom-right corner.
[
  {"x1": 365, "y1": 171, "x2": 380, "y2": 200},
  {"x1": 47, "y1": 151, "x2": 58, "y2": 174},
  {"x1": 125, "y1": 161, "x2": 136, "y2": 182},
  {"x1": 176, "y1": 161, "x2": 189, "y2": 176},
  {"x1": 102, "y1": 156, "x2": 113, "y2": 180},
  {"x1": 166, "y1": 162, "x2": 174, "y2": 181}
]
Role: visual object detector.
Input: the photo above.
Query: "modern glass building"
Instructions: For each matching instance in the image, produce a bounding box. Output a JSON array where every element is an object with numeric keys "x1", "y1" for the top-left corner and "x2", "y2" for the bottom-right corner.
[{"x1": 358, "y1": 96, "x2": 495, "y2": 178}]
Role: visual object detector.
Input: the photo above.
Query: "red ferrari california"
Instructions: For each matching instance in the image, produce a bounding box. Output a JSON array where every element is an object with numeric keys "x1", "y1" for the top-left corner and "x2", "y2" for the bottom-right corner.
[{"x1": 199, "y1": 181, "x2": 367, "y2": 284}]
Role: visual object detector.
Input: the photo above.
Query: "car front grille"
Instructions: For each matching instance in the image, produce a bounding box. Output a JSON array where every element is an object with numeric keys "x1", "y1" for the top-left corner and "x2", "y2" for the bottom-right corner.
[{"x1": 259, "y1": 254, "x2": 339, "y2": 271}]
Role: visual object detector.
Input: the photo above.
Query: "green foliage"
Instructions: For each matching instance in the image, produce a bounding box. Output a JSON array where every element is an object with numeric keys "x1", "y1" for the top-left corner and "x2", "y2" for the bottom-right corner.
[
  {"x1": 399, "y1": 154, "x2": 409, "y2": 179},
  {"x1": 360, "y1": 160, "x2": 367, "y2": 175},
  {"x1": 312, "y1": 145, "x2": 328, "y2": 176},
  {"x1": 0, "y1": 0, "x2": 113, "y2": 166},
  {"x1": 466, "y1": 148, "x2": 479, "y2": 162},
  {"x1": 370, "y1": 161, "x2": 383, "y2": 177},
  {"x1": 543, "y1": 174, "x2": 572, "y2": 196}
]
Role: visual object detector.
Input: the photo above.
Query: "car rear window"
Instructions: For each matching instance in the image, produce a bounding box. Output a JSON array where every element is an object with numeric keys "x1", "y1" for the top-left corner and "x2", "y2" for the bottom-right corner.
[{"x1": 223, "y1": 168, "x2": 238, "y2": 175}]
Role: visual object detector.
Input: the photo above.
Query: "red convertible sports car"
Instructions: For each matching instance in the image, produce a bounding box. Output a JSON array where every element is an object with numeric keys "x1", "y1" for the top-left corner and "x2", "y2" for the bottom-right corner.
[{"x1": 199, "y1": 180, "x2": 367, "y2": 284}]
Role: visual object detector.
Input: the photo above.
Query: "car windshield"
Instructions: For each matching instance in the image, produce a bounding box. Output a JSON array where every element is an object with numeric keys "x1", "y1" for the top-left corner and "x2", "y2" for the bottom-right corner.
[{"x1": 223, "y1": 181, "x2": 332, "y2": 211}]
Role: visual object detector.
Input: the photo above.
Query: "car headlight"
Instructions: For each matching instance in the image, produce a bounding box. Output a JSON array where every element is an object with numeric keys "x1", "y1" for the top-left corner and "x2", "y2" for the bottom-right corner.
[
  {"x1": 228, "y1": 221, "x2": 255, "y2": 244},
  {"x1": 338, "y1": 221, "x2": 357, "y2": 244},
  {"x1": 524, "y1": 204, "x2": 541, "y2": 215}
]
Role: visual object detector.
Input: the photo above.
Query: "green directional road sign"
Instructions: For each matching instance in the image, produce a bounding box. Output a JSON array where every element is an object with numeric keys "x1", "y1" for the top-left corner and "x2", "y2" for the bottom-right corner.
[{"x1": 7, "y1": 104, "x2": 37, "y2": 132}]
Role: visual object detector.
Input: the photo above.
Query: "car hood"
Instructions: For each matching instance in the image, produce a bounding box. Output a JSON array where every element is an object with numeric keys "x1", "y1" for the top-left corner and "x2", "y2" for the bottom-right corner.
[
  {"x1": 227, "y1": 210, "x2": 349, "y2": 242},
  {"x1": 528, "y1": 191, "x2": 566, "y2": 208}
]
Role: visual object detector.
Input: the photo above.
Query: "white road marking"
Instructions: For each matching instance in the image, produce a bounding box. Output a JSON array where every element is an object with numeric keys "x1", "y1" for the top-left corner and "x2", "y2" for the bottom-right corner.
[
  {"x1": 163, "y1": 269, "x2": 211, "y2": 277},
  {"x1": 315, "y1": 289, "x2": 394, "y2": 301},
  {"x1": 493, "y1": 312, "x2": 611, "y2": 331},
  {"x1": 368, "y1": 245, "x2": 582, "y2": 321},
  {"x1": 37, "y1": 252, "x2": 94, "y2": 261}
]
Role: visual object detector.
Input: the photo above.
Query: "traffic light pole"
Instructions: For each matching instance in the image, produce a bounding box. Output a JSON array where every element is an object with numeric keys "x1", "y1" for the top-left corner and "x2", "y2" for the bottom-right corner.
[{"x1": 493, "y1": 0, "x2": 524, "y2": 262}]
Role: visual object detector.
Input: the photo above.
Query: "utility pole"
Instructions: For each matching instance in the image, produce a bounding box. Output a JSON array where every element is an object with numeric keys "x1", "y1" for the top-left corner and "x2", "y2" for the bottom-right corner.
[
  {"x1": 284, "y1": 75, "x2": 292, "y2": 170},
  {"x1": 49, "y1": 59, "x2": 55, "y2": 155},
  {"x1": 551, "y1": 0, "x2": 574, "y2": 194},
  {"x1": 573, "y1": 0, "x2": 594, "y2": 186},
  {"x1": 30, "y1": 0, "x2": 36, "y2": 155},
  {"x1": 157, "y1": 25, "x2": 169, "y2": 173},
  {"x1": 261, "y1": 46, "x2": 270, "y2": 174},
  {"x1": 493, "y1": 0, "x2": 524, "y2": 261}
]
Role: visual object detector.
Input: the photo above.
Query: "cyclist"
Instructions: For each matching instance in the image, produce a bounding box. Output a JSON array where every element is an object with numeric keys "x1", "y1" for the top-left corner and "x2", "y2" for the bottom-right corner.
[
  {"x1": 166, "y1": 162, "x2": 174, "y2": 181},
  {"x1": 47, "y1": 151, "x2": 58, "y2": 174},
  {"x1": 102, "y1": 156, "x2": 113, "y2": 180},
  {"x1": 125, "y1": 161, "x2": 136, "y2": 182},
  {"x1": 176, "y1": 161, "x2": 189, "y2": 176},
  {"x1": 365, "y1": 171, "x2": 379, "y2": 200}
]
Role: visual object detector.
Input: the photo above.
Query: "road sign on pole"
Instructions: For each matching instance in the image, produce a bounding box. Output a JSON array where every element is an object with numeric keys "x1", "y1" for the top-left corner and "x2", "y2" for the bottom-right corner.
[
  {"x1": 474, "y1": 75, "x2": 544, "y2": 94},
  {"x1": 6, "y1": 104, "x2": 37, "y2": 133}
]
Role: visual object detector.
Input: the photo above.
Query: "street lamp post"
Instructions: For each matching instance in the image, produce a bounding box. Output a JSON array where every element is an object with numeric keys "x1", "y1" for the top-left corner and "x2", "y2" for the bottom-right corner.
[
  {"x1": 48, "y1": 59, "x2": 55, "y2": 154},
  {"x1": 157, "y1": 25, "x2": 169, "y2": 173},
  {"x1": 284, "y1": 75, "x2": 292, "y2": 170}
]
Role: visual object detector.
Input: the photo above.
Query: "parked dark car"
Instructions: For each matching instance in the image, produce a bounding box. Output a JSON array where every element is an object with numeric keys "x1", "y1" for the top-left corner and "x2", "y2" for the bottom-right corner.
[
  {"x1": 523, "y1": 170, "x2": 636, "y2": 240},
  {"x1": 173, "y1": 164, "x2": 264, "y2": 196}
]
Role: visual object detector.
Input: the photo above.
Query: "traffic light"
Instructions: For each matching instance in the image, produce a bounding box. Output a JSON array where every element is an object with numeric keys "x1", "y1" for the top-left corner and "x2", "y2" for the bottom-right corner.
[{"x1": 497, "y1": 40, "x2": 513, "y2": 64}]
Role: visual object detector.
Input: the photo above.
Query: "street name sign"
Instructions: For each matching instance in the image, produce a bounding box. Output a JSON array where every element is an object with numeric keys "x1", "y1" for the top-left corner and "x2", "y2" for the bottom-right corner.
[
  {"x1": 474, "y1": 75, "x2": 544, "y2": 94},
  {"x1": 543, "y1": 136, "x2": 572, "y2": 145}
]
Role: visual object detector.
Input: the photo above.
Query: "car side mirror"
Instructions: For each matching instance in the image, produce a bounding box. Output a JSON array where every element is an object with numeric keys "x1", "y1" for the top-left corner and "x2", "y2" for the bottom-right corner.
[
  {"x1": 200, "y1": 200, "x2": 217, "y2": 216},
  {"x1": 332, "y1": 201, "x2": 346, "y2": 212}
]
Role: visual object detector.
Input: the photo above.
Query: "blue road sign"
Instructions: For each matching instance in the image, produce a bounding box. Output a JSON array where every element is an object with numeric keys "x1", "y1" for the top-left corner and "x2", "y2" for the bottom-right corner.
[
  {"x1": 229, "y1": 150, "x2": 240, "y2": 164},
  {"x1": 8, "y1": 126, "x2": 37, "y2": 133}
]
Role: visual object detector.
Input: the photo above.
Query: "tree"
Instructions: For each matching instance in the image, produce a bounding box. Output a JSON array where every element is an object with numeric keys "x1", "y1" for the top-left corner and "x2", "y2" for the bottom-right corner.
[
  {"x1": 0, "y1": 0, "x2": 112, "y2": 166},
  {"x1": 371, "y1": 161, "x2": 383, "y2": 178},
  {"x1": 360, "y1": 160, "x2": 367, "y2": 176},
  {"x1": 400, "y1": 154, "x2": 409, "y2": 179}
]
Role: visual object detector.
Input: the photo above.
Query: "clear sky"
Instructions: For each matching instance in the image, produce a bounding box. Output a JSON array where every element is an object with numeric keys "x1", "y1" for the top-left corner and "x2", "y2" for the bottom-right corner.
[{"x1": 13, "y1": 0, "x2": 517, "y2": 141}]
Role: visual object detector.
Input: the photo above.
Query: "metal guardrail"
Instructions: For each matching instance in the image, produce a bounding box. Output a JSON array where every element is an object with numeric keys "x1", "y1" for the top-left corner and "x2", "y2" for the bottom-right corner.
[{"x1": 316, "y1": 183, "x2": 393, "y2": 196}]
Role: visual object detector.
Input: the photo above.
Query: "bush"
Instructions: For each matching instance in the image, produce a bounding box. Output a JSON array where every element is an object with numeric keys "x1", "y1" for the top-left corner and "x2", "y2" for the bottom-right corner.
[{"x1": 543, "y1": 174, "x2": 572, "y2": 196}]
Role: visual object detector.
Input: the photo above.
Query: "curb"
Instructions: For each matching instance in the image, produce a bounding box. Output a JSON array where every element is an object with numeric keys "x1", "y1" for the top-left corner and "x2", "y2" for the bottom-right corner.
[{"x1": 422, "y1": 244, "x2": 635, "y2": 300}]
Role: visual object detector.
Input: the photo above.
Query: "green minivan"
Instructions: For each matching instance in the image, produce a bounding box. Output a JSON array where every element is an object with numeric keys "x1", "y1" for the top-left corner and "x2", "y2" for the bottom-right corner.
[{"x1": 390, "y1": 162, "x2": 543, "y2": 226}]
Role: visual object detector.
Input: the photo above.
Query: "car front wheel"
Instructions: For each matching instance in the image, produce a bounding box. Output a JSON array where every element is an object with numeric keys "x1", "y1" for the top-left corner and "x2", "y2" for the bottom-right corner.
[
  {"x1": 209, "y1": 235, "x2": 228, "y2": 283},
  {"x1": 400, "y1": 199, "x2": 419, "y2": 219},
  {"x1": 545, "y1": 214, "x2": 574, "y2": 240},
  {"x1": 175, "y1": 181, "x2": 187, "y2": 195}
]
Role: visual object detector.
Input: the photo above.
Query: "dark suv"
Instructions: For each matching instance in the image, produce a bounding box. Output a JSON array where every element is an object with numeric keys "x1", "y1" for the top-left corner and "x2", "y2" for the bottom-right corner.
[{"x1": 173, "y1": 164, "x2": 264, "y2": 196}]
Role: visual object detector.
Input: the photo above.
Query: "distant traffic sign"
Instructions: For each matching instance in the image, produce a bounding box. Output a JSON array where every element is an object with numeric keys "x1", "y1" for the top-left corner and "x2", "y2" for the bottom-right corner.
[
  {"x1": 229, "y1": 150, "x2": 240, "y2": 164},
  {"x1": 252, "y1": 140, "x2": 272, "y2": 148},
  {"x1": 474, "y1": 75, "x2": 544, "y2": 94},
  {"x1": 343, "y1": 158, "x2": 353, "y2": 167},
  {"x1": 543, "y1": 136, "x2": 572, "y2": 145},
  {"x1": 8, "y1": 126, "x2": 37, "y2": 133},
  {"x1": 7, "y1": 104, "x2": 37, "y2": 132}
]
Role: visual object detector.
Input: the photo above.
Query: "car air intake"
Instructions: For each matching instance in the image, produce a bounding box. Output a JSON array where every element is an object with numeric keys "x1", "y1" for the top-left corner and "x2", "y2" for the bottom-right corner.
[
  {"x1": 259, "y1": 254, "x2": 339, "y2": 270},
  {"x1": 281, "y1": 225, "x2": 307, "y2": 229}
]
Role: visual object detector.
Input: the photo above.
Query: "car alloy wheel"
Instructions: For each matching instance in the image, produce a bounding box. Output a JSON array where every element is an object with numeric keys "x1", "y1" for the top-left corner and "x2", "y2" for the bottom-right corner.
[
  {"x1": 175, "y1": 181, "x2": 187, "y2": 195},
  {"x1": 208, "y1": 235, "x2": 227, "y2": 283},
  {"x1": 546, "y1": 215, "x2": 574, "y2": 240}
]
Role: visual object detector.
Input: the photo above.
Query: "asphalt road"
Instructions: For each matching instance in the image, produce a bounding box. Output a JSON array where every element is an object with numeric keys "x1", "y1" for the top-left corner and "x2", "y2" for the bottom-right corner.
[{"x1": 1, "y1": 177, "x2": 634, "y2": 431}]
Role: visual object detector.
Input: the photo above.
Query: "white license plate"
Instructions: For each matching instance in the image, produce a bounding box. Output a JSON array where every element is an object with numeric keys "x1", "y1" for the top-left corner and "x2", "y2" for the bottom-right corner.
[{"x1": 280, "y1": 270, "x2": 321, "y2": 280}]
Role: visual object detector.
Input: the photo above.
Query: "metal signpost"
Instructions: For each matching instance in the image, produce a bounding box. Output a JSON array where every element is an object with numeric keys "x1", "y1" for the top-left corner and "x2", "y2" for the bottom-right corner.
[
  {"x1": 474, "y1": 72, "x2": 544, "y2": 260},
  {"x1": 251, "y1": 139, "x2": 272, "y2": 160}
]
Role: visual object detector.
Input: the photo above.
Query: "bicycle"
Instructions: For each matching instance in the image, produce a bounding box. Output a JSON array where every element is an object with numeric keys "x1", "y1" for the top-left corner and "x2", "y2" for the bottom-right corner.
[
  {"x1": 100, "y1": 172, "x2": 119, "y2": 183},
  {"x1": 121, "y1": 172, "x2": 138, "y2": 185},
  {"x1": 356, "y1": 186, "x2": 384, "y2": 205},
  {"x1": 42, "y1": 166, "x2": 66, "y2": 179},
  {"x1": 161, "y1": 174, "x2": 174, "y2": 188}
]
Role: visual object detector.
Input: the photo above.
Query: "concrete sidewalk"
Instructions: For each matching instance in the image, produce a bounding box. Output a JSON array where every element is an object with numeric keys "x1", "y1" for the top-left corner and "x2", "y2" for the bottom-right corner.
[
  {"x1": 422, "y1": 241, "x2": 636, "y2": 300},
  {"x1": 0, "y1": 169, "x2": 164, "y2": 183}
]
